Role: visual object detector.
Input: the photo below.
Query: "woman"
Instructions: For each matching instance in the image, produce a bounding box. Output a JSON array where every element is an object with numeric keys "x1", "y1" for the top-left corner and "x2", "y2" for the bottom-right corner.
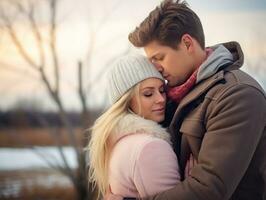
[{"x1": 88, "y1": 54, "x2": 180, "y2": 199}]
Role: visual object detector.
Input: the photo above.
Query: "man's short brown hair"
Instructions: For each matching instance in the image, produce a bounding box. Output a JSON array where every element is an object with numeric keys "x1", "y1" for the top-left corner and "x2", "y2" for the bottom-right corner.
[{"x1": 128, "y1": 0, "x2": 205, "y2": 49}]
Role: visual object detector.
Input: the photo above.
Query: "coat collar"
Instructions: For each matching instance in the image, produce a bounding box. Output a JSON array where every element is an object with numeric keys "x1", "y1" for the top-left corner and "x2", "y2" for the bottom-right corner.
[
  {"x1": 169, "y1": 70, "x2": 225, "y2": 130},
  {"x1": 109, "y1": 113, "x2": 171, "y2": 147}
]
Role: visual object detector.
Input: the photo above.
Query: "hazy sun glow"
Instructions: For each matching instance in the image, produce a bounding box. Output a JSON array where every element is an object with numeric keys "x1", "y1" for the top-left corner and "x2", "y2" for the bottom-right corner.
[{"x1": 0, "y1": 0, "x2": 265, "y2": 111}]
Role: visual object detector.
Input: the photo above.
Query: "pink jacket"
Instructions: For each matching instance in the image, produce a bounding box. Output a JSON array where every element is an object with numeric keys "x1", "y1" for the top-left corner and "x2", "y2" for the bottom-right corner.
[{"x1": 108, "y1": 114, "x2": 180, "y2": 198}]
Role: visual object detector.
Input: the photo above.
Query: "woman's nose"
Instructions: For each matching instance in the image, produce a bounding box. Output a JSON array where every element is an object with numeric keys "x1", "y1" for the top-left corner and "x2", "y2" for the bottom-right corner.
[{"x1": 155, "y1": 92, "x2": 166, "y2": 103}]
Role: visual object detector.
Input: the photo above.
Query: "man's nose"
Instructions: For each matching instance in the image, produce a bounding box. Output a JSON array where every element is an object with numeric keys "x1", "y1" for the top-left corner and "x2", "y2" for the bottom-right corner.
[{"x1": 153, "y1": 62, "x2": 163, "y2": 73}]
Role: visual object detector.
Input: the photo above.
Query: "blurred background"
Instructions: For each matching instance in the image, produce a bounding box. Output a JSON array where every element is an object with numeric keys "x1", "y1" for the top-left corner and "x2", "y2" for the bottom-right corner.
[{"x1": 0, "y1": 0, "x2": 265, "y2": 199}]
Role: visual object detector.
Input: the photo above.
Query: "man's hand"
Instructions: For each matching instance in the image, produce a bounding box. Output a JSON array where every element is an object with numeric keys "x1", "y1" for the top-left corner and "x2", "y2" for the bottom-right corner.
[
  {"x1": 103, "y1": 185, "x2": 123, "y2": 200},
  {"x1": 103, "y1": 193, "x2": 123, "y2": 200}
]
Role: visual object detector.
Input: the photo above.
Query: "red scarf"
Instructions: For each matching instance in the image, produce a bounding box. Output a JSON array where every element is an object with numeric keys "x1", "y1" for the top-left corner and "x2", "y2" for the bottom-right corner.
[
  {"x1": 167, "y1": 68, "x2": 198, "y2": 103},
  {"x1": 167, "y1": 48, "x2": 213, "y2": 103}
]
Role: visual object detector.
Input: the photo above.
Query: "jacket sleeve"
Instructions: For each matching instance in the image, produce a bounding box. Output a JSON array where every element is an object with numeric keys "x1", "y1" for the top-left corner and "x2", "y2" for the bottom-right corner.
[
  {"x1": 142, "y1": 84, "x2": 266, "y2": 200},
  {"x1": 133, "y1": 138, "x2": 180, "y2": 198}
]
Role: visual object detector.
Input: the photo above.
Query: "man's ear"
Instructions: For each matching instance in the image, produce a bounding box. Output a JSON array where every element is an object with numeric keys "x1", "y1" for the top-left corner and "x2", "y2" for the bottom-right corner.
[{"x1": 181, "y1": 34, "x2": 193, "y2": 52}]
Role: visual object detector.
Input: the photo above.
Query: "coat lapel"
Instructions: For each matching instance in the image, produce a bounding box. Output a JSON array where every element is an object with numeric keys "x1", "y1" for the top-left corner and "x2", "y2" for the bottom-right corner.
[{"x1": 169, "y1": 70, "x2": 226, "y2": 179}]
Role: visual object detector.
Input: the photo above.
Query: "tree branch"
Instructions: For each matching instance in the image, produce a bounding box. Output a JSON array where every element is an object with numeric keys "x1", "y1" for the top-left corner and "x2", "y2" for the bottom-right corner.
[
  {"x1": 49, "y1": 0, "x2": 60, "y2": 93},
  {"x1": 78, "y1": 61, "x2": 89, "y2": 128},
  {"x1": 0, "y1": 9, "x2": 39, "y2": 69}
]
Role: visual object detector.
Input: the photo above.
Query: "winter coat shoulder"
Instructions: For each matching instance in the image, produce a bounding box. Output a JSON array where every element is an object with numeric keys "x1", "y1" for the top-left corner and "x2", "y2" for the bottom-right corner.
[{"x1": 108, "y1": 114, "x2": 180, "y2": 198}]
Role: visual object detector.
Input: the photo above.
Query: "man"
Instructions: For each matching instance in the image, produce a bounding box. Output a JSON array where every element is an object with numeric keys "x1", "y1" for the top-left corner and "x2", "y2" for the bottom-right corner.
[{"x1": 106, "y1": 0, "x2": 266, "y2": 199}]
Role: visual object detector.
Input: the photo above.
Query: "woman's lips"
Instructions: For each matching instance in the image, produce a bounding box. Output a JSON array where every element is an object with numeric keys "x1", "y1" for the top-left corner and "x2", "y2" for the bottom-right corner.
[{"x1": 153, "y1": 107, "x2": 165, "y2": 112}]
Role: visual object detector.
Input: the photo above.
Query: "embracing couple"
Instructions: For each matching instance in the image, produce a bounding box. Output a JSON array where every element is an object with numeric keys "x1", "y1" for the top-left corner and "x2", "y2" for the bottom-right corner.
[{"x1": 87, "y1": 0, "x2": 266, "y2": 200}]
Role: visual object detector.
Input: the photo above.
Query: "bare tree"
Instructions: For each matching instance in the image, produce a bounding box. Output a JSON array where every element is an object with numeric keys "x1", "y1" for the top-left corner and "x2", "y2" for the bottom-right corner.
[{"x1": 0, "y1": 0, "x2": 128, "y2": 199}]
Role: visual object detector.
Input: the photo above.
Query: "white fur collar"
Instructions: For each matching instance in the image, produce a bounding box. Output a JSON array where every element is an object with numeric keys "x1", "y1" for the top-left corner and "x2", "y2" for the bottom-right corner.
[{"x1": 109, "y1": 113, "x2": 171, "y2": 147}]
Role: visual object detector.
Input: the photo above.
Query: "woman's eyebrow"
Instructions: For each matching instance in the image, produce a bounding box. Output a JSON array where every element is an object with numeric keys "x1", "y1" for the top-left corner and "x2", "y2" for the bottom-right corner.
[
  {"x1": 140, "y1": 84, "x2": 164, "y2": 91},
  {"x1": 140, "y1": 87, "x2": 154, "y2": 91}
]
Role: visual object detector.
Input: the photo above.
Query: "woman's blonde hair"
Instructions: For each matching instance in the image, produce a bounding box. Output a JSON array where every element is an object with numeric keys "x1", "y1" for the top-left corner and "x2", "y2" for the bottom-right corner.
[{"x1": 87, "y1": 84, "x2": 140, "y2": 198}]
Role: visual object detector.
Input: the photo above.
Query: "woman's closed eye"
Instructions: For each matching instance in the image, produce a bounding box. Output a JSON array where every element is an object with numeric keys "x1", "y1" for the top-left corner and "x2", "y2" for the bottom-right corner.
[
  {"x1": 142, "y1": 88, "x2": 165, "y2": 97},
  {"x1": 143, "y1": 91, "x2": 153, "y2": 97}
]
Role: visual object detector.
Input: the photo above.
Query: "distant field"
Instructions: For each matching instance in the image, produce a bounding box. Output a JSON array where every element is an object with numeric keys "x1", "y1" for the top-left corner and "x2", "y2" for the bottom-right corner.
[
  {"x1": 0, "y1": 128, "x2": 89, "y2": 147},
  {"x1": 0, "y1": 169, "x2": 77, "y2": 199},
  {"x1": 0, "y1": 128, "x2": 92, "y2": 199}
]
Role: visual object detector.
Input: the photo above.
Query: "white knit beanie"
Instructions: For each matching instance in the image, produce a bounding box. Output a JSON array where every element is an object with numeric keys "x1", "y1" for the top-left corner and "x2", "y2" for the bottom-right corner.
[{"x1": 107, "y1": 54, "x2": 164, "y2": 104}]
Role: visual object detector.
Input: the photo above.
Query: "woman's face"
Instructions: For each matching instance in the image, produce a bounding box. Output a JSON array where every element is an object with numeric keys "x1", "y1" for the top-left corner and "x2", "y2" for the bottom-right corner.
[{"x1": 129, "y1": 78, "x2": 166, "y2": 123}]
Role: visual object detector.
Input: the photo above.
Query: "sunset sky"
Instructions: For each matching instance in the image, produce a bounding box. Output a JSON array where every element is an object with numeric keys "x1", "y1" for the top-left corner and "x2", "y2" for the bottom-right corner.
[{"x1": 0, "y1": 0, "x2": 265, "y2": 111}]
